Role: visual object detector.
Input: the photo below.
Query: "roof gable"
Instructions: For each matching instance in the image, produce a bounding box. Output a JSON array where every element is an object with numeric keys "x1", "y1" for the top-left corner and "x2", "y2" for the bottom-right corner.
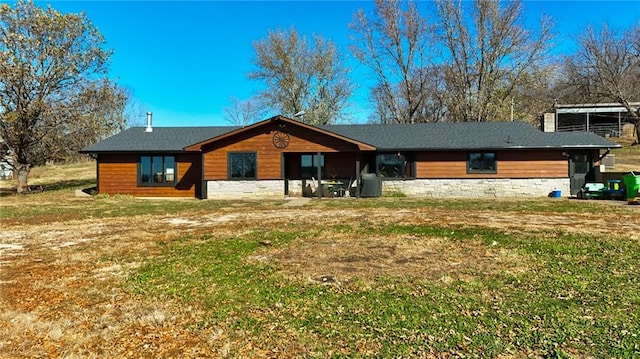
[{"x1": 183, "y1": 115, "x2": 376, "y2": 152}]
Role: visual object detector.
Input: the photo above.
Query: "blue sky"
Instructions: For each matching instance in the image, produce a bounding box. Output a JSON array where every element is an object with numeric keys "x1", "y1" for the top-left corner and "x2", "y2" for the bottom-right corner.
[{"x1": 42, "y1": 1, "x2": 640, "y2": 127}]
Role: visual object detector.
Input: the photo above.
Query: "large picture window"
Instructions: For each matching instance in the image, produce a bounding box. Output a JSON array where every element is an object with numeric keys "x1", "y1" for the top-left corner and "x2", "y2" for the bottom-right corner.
[
  {"x1": 139, "y1": 155, "x2": 176, "y2": 186},
  {"x1": 467, "y1": 152, "x2": 497, "y2": 173},
  {"x1": 229, "y1": 152, "x2": 257, "y2": 179},
  {"x1": 376, "y1": 153, "x2": 414, "y2": 179},
  {"x1": 300, "y1": 154, "x2": 324, "y2": 179},
  {"x1": 377, "y1": 153, "x2": 404, "y2": 178}
]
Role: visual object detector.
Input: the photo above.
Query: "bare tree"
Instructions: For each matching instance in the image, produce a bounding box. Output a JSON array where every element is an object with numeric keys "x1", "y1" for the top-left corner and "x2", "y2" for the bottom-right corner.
[
  {"x1": 0, "y1": 0, "x2": 127, "y2": 192},
  {"x1": 562, "y1": 23, "x2": 640, "y2": 142},
  {"x1": 249, "y1": 28, "x2": 354, "y2": 125},
  {"x1": 491, "y1": 63, "x2": 560, "y2": 125},
  {"x1": 61, "y1": 80, "x2": 129, "y2": 161},
  {"x1": 436, "y1": 0, "x2": 554, "y2": 122},
  {"x1": 349, "y1": 0, "x2": 438, "y2": 124},
  {"x1": 223, "y1": 96, "x2": 268, "y2": 126}
]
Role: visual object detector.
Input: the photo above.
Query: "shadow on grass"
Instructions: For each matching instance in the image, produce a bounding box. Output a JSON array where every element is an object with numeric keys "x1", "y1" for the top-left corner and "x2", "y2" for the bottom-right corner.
[{"x1": 0, "y1": 179, "x2": 96, "y2": 197}]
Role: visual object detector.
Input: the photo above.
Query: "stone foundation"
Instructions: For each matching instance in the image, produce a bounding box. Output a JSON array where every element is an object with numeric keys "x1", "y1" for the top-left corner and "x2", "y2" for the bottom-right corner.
[
  {"x1": 206, "y1": 180, "x2": 284, "y2": 199},
  {"x1": 206, "y1": 178, "x2": 570, "y2": 199},
  {"x1": 382, "y1": 178, "x2": 570, "y2": 198}
]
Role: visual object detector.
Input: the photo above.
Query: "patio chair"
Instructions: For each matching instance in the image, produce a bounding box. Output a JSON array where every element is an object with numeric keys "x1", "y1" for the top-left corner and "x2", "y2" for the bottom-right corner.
[{"x1": 309, "y1": 177, "x2": 318, "y2": 196}]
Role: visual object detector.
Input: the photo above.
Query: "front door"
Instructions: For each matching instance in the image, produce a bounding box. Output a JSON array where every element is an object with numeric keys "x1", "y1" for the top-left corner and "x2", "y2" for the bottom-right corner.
[{"x1": 568, "y1": 153, "x2": 592, "y2": 196}]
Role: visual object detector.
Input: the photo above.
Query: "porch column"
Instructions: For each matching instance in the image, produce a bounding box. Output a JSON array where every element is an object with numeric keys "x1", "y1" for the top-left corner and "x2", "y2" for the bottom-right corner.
[
  {"x1": 355, "y1": 155, "x2": 361, "y2": 199},
  {"x1": 317, "y1": 152, "x2": 322, "y2": 199},
  {"x1": 281, "y1": 152, "x2": 288, "y2": 196}
]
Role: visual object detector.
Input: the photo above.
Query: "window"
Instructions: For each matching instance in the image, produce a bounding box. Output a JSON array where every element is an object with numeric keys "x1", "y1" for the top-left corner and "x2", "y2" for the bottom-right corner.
[
  {"x1": 229, "y1": 152, "x2": 256, "y2": 179},
  {"x1": 467, "y1": 152, "x2": 497, "y2": 173},
  {"x1": 377, "y1": 153, "x2": 404, "y2": 178},
  {"x1": 376, "y1": 153, "x2": 414, "y2": 179},
  {"x1": 139, "y1": 155, "x2": 176, "y2": 186},
  {"x1": 300, "y1": 154, "x2": 324, "y2": 179}
]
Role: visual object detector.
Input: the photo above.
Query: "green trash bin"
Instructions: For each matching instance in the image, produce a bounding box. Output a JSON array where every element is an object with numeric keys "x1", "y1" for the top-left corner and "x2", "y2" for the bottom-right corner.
[{"x1": 622, "y1": 171, "x2": 640, "y2": 204}]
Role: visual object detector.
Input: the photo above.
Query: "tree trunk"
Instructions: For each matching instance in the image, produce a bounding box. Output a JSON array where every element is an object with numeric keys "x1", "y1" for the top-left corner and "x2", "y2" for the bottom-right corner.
[{"x1": 16, "y1": 163, "x2": 31, "y2": 193}]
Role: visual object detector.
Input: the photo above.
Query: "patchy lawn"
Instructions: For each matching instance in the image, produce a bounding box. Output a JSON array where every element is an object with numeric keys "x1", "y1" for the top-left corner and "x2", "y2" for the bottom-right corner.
[
  {"x1": 610, "y1": 137, "x2": 640, "y2": 172},
  {"x1": 1, "y1": 174, "x2": 639, "y2": 357}
]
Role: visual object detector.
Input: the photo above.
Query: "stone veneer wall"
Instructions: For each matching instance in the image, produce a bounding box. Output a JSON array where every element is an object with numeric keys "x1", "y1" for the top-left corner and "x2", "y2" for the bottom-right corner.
[
  {"x1": 206, "y1": 180, "x2": 284, "y2": 199},
  {"x1": 207, "y1": 178, "x2": 571, "y2": 199},
  {"x1": 382, "y1": 178, "x2": 571, "y2": 198}
]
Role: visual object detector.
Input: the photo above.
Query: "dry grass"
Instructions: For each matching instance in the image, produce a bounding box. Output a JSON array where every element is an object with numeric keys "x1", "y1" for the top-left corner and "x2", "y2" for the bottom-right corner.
[
  {"x1": 1, "y1": 192, "x2": 639, "y2": 357},
  {"x1": 1, "y1": 157, "x2": 639, "y2": 357},
  {"x1": 610, "y1": 138, "x2": 640, "y2": 172},
  {"x1": 266, "y1": 233, "x2": 530, "y2": 285},
  {"x1": 0, "y1": 161, "x2": 96, "y2": 195}
]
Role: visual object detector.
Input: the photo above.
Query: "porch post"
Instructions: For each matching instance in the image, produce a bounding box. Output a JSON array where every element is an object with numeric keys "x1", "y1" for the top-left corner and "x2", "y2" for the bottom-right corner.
[
  {"x1": 281, "y1": 152, "x2": 288, "y2": 196},
  {"x1": 317, "y1": 152, "x2": 322, "y2": 199},
  {"x1": 355, "y1": 155, "x2": 361, "y2": 199}
]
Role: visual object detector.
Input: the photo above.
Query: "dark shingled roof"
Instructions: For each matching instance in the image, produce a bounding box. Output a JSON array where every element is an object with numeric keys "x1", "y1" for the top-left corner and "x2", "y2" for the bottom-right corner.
[
  {"x1": 81, "y1": 121, "x2": 619, "y2": 153},
  {"x1": 80, "y1": 126, "x2": 240, "y2": 153},
  {"x1": 320, "y1": 121, "x2": 620, "y2": 150}
]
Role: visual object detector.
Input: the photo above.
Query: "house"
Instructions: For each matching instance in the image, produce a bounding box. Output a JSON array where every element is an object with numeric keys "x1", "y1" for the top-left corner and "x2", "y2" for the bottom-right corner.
[{"x1": 80, "y1": 114, "x2": 620, "y2": 199}]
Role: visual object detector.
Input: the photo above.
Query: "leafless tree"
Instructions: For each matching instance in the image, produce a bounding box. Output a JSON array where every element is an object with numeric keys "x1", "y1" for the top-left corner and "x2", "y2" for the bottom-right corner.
[
  {"x1": 249, "y1": 28, "x2": 354, "y2": 125},
  {"x1": 350, "y1": 0, "x2": 439, "y2": 124},
  {"x1": 436, "y1": 0, "x2": 554, "y2": 122},
  {"x1": 223, "y1": 96, "x2": 269, "y2": 126},
  {"x1": 562, "y1": 23, "x2": 640, "y2": 142},
  {"x1": 497, "y1": 63, "x2": 560, "y2": 125},
  {"x1": 0, "y1": 0, "x2": 127, "y2": 192}
]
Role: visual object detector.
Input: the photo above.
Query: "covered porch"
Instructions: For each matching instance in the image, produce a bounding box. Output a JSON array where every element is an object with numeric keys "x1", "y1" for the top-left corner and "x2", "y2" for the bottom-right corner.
[
  {"x1": 282, "y1": 151, "x2": 413, "y2": 198},
  {"x1": 283, "y1": 151, "x2": 365, "y2": 198}
]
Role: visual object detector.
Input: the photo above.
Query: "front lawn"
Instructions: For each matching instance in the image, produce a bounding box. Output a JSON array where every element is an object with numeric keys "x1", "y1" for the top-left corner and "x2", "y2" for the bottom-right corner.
[{"x1": 131, "y1": 220, "x2": 640, "y2": 357}]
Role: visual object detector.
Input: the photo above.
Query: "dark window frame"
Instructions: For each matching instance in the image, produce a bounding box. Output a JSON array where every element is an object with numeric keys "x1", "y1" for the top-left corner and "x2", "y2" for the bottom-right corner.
[
  {"x1": 467, "y1": 152, "x2": 497, "y2": 174},
  {"x1": 228, "y1": 151, "x2": 257, "y2": 180},
  {"x1": 376, "y1": 152, "x2": 415, "y2": 180},
  {"x1": 300, "y1": 154, "x2": 325, "y2": 179},
  {"x1": 138, "y1": 155, "x2": 177, "y2": 187}
]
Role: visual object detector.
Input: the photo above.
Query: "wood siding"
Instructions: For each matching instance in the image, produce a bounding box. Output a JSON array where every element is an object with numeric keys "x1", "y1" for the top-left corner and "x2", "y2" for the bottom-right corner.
[
  {"x1": 415, "y1": 150, "x2": 568, "y2": 179},
  {"x1": 98, "y1": 153, "x2": 201, "y2": 197},
  {"x1": 203, "y1": 123, "x2": 363, "y2": 180}
]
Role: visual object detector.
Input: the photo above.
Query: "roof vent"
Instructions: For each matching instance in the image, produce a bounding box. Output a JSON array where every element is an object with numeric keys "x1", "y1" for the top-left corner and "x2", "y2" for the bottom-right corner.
[{"x1": 145, "y1": 112, "x2": 153, "y2": 132}]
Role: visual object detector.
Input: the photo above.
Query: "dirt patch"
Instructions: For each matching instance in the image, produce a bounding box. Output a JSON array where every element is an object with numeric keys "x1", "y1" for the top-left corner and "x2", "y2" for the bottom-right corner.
[{"x1": 265, "y1": 234, "x2": 528, "y2": 284}]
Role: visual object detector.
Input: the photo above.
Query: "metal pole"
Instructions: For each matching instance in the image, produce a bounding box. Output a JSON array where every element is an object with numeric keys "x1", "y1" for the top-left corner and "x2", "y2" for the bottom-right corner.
[
  {"x1": 510, "y1": 97, "x2": 514, "y2": 122},
  {"x1": 586, "y1": 112, "x2": 589, "y2": 132},
  {"x1": 618, "y1": 111, "x2": 621, "y2": 137}
]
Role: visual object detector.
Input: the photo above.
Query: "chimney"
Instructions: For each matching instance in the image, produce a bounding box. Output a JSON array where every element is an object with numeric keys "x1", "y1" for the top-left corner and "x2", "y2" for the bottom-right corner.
[{"x1": 145, "y1": 112, "x2": 153, "y2": 132}]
